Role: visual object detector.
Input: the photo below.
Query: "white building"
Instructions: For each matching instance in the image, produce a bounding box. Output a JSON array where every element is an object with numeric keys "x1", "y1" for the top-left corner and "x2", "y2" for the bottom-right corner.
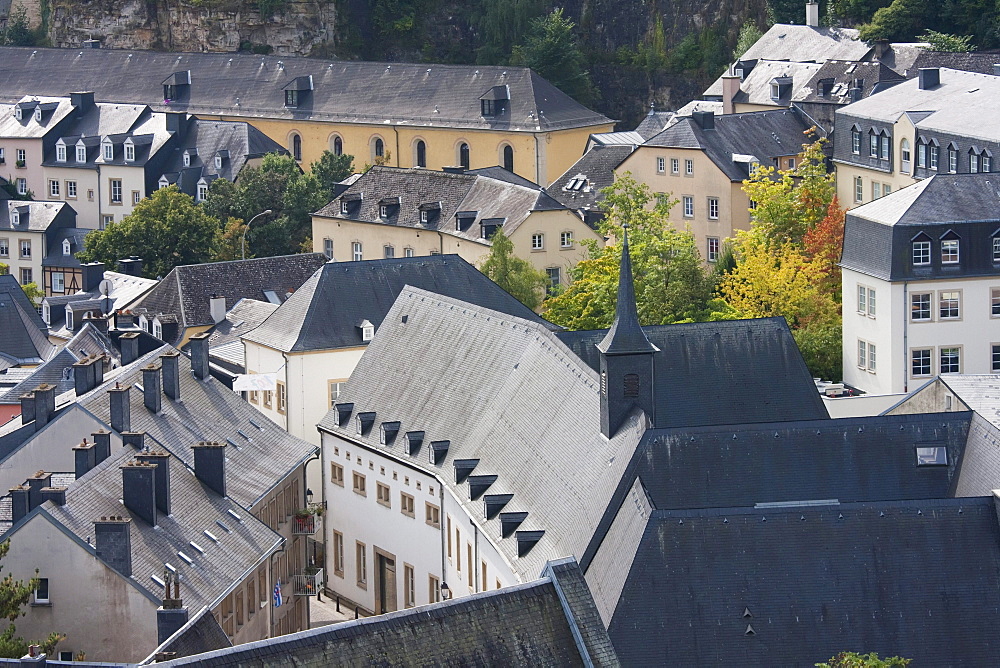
[{"x1": 840, "y1": 173, "x2": 1000, "y2": 395}]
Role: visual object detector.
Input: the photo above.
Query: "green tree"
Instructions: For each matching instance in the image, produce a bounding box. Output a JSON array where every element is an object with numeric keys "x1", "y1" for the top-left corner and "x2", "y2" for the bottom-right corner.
[
  {"x1": 79, "y1": 186, "x2": 221, "y2": 278},
  {"x1": 857, "y1": 0, "x2": 927, "y2": 42},
  {"x1": 478, "y1": 228, "x2": 549, "y2": 310},
  {"x1": 543, "y1": 174, "x2": 716, "y2": 329},
  {"x1": 0, "y1": 540, "x2": 64, "y2": 658},
  {"x1": 511, "y1": 9, "x2": 596, "y2": 106},
  {"x1": 817, "y1": 651, "x2": 912, "y2": 667},
  {"x1": 919, "y1": 28, "x2": 974, "y2": 51},
  {"x1": 1, "y1": 5, "x2": 36, "y2": 47},
  {"x1": 830, "y1": 0, "x2": 893, "y2": 24},
  {"x1": 734, "y1": 20, "x2": 764, "y2": 59},
  {"x1": 310, "y1": 151, "x2": 355, "y2": 201},
  {"x1": 475, "y1": 0, "x2": 547, "y2": 64}
]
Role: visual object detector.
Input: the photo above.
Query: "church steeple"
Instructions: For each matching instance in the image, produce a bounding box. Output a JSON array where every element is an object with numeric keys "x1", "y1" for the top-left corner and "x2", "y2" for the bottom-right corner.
[{"x1": 597, "y1": 227, "x2": 658, "y2": 438}]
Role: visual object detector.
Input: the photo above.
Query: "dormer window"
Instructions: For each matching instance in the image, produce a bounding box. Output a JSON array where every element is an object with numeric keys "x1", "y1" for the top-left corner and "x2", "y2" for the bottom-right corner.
[
  {"x1": 197, "y1": 179, "x2": 208, "y2": 201},
  {"x1": 161, "y1": 70, "x2": 191, "y2": 103},
  {"x1": 13, "y1": 107, "x2": 21, "y2": 121},
  {"x1": 76, "y1": 142, "x2": 87, "y2": 163},
  {"x1": 42, "y1": 303, "x2": 50, "y2": 325},
  {"x1": 158, "y1": 176, "x2": 170, "y2": 189},
  {"x1": 11, "y1": 210, "x2": 19, "y2": 226},
  {"x1": 912, "y1": 233, "x2": 931, "y2": 266},
  {"x1": 379, "y1": 205, "x2": 388, "y2": 218},
  {"x1": 341, "y1": 200, "x2": 349, "y2": 215},
  {"x1": 33, "y1": 107, "x2": 41, "y2": 122},
  {"x1": 770, "y1": 83, "x2": 779, "y2": 100},
  {"x1": 102, "y1": 141, "x2": 113, "y2": 161},
  {"x1": 285, "y1": 90, "x2": 298, "y2": 107},
  {"x1": 480, "y1": 85, "x2": 509, "y2": 117},
  {"x1": 164, "y1": 85, "x2": 177, "y2": 101},
  {"x1": 65, "y1": 306, "x2": 74, "y2": 331},
  {"x1": 916, "y1": 446, "x2": 947, "y2": 466},
  {"x1": 215, "y1": 155, "x2": 222, "y2": 169},
  {"x1": 283, "y1": 76, "x2": 313, "y2": 108},
  {"x1": 183, "y1": 151, "x2": 191, "y2": 167},
  {"x1": 56, "y1": 142, "x2": 66, "y2": 162},
  {"x1": 124, "y1": 140, "x2": 135, "y2": 163},
  {"x1": 869, "y1": 133, "x2": 878, "y2": 158},
  {"x1": 420, "y1": 210, "x2": 429, "y2": 224},
  {"x1": 941, "y1": 231, "x2": 960, "y2": 264},
  {"x1": 62, "y1": 238, "x2": 71, "y2": 256},
  {"x1": 360, "y1": 319, "x2": 375, "y2": 342}
]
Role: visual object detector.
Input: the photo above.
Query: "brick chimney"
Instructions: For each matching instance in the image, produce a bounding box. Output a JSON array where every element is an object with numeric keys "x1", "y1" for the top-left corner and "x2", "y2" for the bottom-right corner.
[
  {"x1": 157, "y1": 571, "x2": 189, "y2": 645},
  {"x1": 189, "y1": 333, "x2": 211, "y2": 380},
  {"x1": 192, "y1": 441, "x2": 226, "y2": 497},
  {"x1": 92, "y1": 429, "x2": 112, "y2": 464},
  {"x1": 137, "y1": 451, "x2": 171, "y2": 516},
  {"x1": 109, "y1": 384, "x2": 131, "y2": 433},
  {"x1": 94, "y1": 517, "x2": 132, "y2": 576},
  {"x1": 142, "y1": 364, "x2": 161, "y2": 413},
  {"x1": 73, "y1": 438, "x2": 96, "y2": 479},
  {"x1": 32, "y1": 385, "x2": 56, "y2": 430},
  {"x1": 121, "y1": 461, "x2": 157, "y2": 526},
  {"x1": 160, "y1": 351, "x2": 181, "y2": 401},
  {"x1": 120, "y1": 332, "x2": 140, "y2": 366},
  {"x1": 722, "y1": 74, "x2": 740, "y2": 115}
]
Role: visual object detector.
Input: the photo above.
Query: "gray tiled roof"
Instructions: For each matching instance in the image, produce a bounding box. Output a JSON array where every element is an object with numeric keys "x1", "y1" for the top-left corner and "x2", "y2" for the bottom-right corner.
[
  {"x1": 792, "y1": 60, "x2": 905, "y2": 105},
  {"x1": 738, "y1": 23, "x2": 867, "y2": 64},
  {"x1": 313, "y1": 166, "x2": 568, "y2": 245},
  {"x1": 0, "y1": 322, "x2": 116, "y2": 404},
  {"x1": 0, "y1": 199, "x2": 74, "y2": 232},
  {"x1": 43, "y1": 227, "x2": 92, "y2": 268},
  {"x1": 548, "y1": 145, "x2": 635, "y2": 216},
  {"x1": 609, "y1": 497, "x2": 1000, "y2": 667},
  {"x1": 557, "y1": 318, "x2": 828, "y2": 429},
  {"x1": 729, "y1": 60, "x2": 823, "y2": 106},
  {"x1": 318, "y1": 288, "x2": 646, "y2": 582},
  {"x1": 0, "y1": 47, "x2": 612, "y2": 133},
  {"x1": 153, "y1": 607, "x2": 232, "y2": 660},
  {"x1": 243, "y1": 255, "x2": 555, "y2": 353},
  {"x1": 76, "y1": 345, "x2": 317, "y2": 509},
  {"x1": 633, "y1": 110, "x2": 675, "y2": 140},
  {"x1": 938, "y1": 375, "x2": 1000, "y2": 431},
  {"x1": 160, "y1": 558, "x2": 618, "y2": 667},
  {"x1": 644, "y1": 108, "x2": 818, "y2": 181},
  {"x1": 131, "y1": 254, "x2": 327, "y2": 343},
  {"x1": 0, "y1": 96, "x2": 76, "y2": 139},
  {"x1": 0, "y1": 274, "x2": 54, "y2": 363}
]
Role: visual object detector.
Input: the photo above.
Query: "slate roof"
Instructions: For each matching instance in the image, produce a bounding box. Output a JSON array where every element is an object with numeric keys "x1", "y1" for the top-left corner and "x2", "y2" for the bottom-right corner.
[
  {"x1": 0, "y1": 274, "x2": 54, "y2": 364},
  {"x1": 548, "y1": 145, "x2": 635, "y2": 216},
  {"x1": 243, "y1": 255, "x2": 556, "y2": 353},
  {"x1": 159, "y1": 558, "x2": 618, "y2": 667},
  {"x1": 0, "y1": 95, "x2": 76, "y2": 139},
  {"x1": 0, "y1": 199, "x2": 73, "y2": 232},
  {"x1": 737, "y1": 24, "x2": 868, "y2": 63},
  {"x1": 792, "y1": 60, "x2": 906, "y2": 105},
  {"x1": 642, "y1": 108, "x2": 818, "y2": 181},
  {"x1": 42, "y1": 227, "x2": 91, "y2": 268},
  {"x1": 633, "y1": 109, "x2": 675, "y2": 140},
  {"x1": 151, "y1": 607, "x2": 232, "y2": 661},
  {"x1": 130, "y1": 253, "x2": 327, "y2": 343},
  {"x1": 557, "y1": 318, "x2": 828, "y2": 429},
  {"x1": 313, "y1": 166, "x2": 570, "y2": 246},
  {"x1": 318, "y1": 288, "x2": 646, "y2": 582},
  {"x1": 15, "y1": 445, "x2": 282, "y2": 614},
  {"x1": 44, "y1": 270, "x2": 158, "y2": 338},
  {"x1": 841, "y1": 174, "x2": 1000, "y2": 281},
  {"x1": 0, "y1": 322, "x2": 116, "y2": 404},
  {"x1": 0, "y1": 47, "x2": 612, "y2": 133},
  {"x1": 609, "y1": 497, "x2": 1000, "y2": 667},
  {"x1": 936, "y1": 375, "x2": 1000, "y2": 431},
  {"x1": 726, "y1": 60, "x2": 824, "y2": 107},
  {"x1": 901, "y1": 50, "x2": 1000, "y2": 78},
  {"x1": 155, "y1": 118, "x2": 287, "y2": 199},
  {"x1": 76, "y1": 345, "x2": 317, "y2": 510}
]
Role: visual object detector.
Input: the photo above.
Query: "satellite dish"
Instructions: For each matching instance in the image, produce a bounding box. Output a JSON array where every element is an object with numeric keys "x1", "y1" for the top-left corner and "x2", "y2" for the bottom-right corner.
[{"x1": 98, "y1": 279, "x2": 112, "y2": 296}]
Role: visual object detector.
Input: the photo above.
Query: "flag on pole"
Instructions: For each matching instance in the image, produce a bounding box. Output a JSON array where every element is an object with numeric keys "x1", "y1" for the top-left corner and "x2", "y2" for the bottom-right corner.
[
  {"x1": 233, "y1": 373, "x2": 277, "y2": 392},
  {"x1": 273, "y1": 580, "x2": 282, "y2": 608}
]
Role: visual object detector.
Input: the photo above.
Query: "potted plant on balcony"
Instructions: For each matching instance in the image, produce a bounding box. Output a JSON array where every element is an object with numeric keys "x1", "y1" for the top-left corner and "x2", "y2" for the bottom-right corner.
[{"x1": 15, "y1": 159, "x2": 26, "y2": 168}]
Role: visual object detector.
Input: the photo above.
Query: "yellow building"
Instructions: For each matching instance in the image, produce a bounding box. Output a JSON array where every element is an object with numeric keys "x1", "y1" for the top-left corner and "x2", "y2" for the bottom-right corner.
[
  {"x1": 311, "y1": 166, "x2": 601, "y2": 290},
  {"x1": 0, "y1": 47, "x2": 614, "y2": 187}
]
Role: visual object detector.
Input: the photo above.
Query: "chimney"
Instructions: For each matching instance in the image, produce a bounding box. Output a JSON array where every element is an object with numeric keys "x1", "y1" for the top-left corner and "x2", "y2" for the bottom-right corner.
[
  {"x1": 849, "y1": 87, "x2": 862, "y2": 103},
  {"x1": 109, "y1": 384, "x2": 131, "y2": 433},
  {"x1": 122, "y1": 431, "x2": 145, "y2": 450},
  {"x1": 805, "y1": 1, "x2": 819, "y2": 27},
  {"x1": 80, "y1": 261, "x2": 105, "y2": 292},
  {"x1": 164, "y1": 112, "x2": 186, "y2": 135},
  {"x1": 117, "y1": 256, "x2": 143, "y2": 277},
  {"x1": 137, "y1": 451, "x2": 171, "y2": 516},
  {"x1": 189, "y1": 332, "x2": 211, "y2": 380},
  {"x1": 93, "y1": 354, "x2": 106, "y2": 387},
  {"x1": 73, "y1": 439, "x2": 97, "y2": 478},
  {"x1": 9, "y1": 487, "x2": 28, "y2": 524},
  {"x1": 32, "y1": 385, "x2": 56, "y2": 430},
  {"x1": 82, "y1": 313, "x2": 110, "y2": 335},
  {"x1": 722, "y1": 75, "x2": 740, "y2": 115},
  {"x1": 157, "y1": 572, "x2": 189, "y2": 645},
  {"x1": 19, "y1": 393, "x2": 35, "y2": 425},
  {"x1": 142, "y1": 364, "x2": 161, "y2": 413},
  {"x1": 192, "y1": 441, "x2": 226, "y2": 497},
  {"x1": 160, "y1": 351, "x2": 181, "y2": 401},
  {"x1": 70, "y1": 91, "x2": 95, "y2": 113},
  {"x1": 693, "y1": 110, "x2": 715, "y2": 130},
  {"x1": 93, "y1": 429, "x2": 112, "y2": 464},
  {"x1": 114, "y1": 310, "x2": 136, "y2": 329},
  {"x1": 994, "y1": 64, "x2": 1000, "y2": 76},
  {"x1": 120, "y1": 332, "x2": 140, "y2": 366},
  {"x1": 25, "y1": 472, "x2": 51, "y2": 512},
  {"x1": 918, "y1": 68, "x2": 940, "y2": 90},
  {"x1": 19, "y1": 646, "x2": 45, "y2": 664},
  {"x1": 94, "y1": 517, "x2": 132, "y2": 576},
  {"x1": 122, "y1": 461, "x2": 157, "y2": 525},
  {"x1": 41, "y1": 487, "x2": 66, "y2": 506},
  {"x1": 209, "y1": 295, "x2": 226, "y2": 324},
  {"x1": 73, "y1": 357, "x2": 97, "y2": 396}
]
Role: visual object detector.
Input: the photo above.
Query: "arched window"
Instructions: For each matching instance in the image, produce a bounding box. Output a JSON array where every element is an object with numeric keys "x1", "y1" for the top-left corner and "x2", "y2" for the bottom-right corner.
[
  {"x1": 292, "y1": 134, "x2": 302, "y2": 161},
  {"x1": 374, "y1": 138, "x2": 384, "y2": 159},
  {"x1": 415, "y1": 140, "x2": 427, "y2": 168},
  {"x1": 502, "y1": 145, "x2": 514, "y2": 172},
  {"x1": 900, "y1": 138, "x2": 911, "y2": 170},
  {"x1": 459, "y1": 143, "x2": 470, "y2": 170},
  {"x1": 333, "y1": 136, "x2": 343, "y2": 156}
]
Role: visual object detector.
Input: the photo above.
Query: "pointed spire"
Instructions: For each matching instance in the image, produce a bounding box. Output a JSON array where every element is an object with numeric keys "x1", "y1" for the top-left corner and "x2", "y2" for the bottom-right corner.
[{"x1": 597, "y1": 226, "x2": 658, "y2": 355}]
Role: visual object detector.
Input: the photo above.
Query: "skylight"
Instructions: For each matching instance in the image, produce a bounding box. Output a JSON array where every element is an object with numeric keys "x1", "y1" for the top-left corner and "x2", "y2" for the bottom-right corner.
[{"x1": 916, "y1": 446, "x2": 947, "y2": 466}]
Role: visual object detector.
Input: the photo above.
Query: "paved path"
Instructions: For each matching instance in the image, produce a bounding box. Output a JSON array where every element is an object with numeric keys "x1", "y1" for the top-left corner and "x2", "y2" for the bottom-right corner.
[{"x1": 309, "y1": 592, "x2": 365, "y2": 628}]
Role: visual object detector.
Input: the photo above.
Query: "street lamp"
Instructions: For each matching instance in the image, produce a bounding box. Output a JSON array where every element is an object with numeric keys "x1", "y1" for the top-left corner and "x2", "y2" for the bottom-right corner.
[{"x1": 241, "y1": 209, "x2": 273, "y2": 260}]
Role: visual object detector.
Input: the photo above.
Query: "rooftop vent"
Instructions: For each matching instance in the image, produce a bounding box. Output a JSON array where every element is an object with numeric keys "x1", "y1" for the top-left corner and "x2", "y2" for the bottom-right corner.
[{"x1": 918, "y1": 68, "x2": 940, "y2": 90}]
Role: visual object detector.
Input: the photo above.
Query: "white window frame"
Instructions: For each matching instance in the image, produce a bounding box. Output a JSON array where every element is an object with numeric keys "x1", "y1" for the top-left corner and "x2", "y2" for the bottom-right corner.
[
  {"x1": 940, "y1": 346, "x2": 961, "y2": 374},
  {"x1": 125, "y1": 142, "x2": 135, "y2": 162},
  {"x1": 51, "y1": 272, "x2": 64, "y2": 293},
  {"x1": 56, "y1": 143, "x2": 66, "y2": 162},
  {"x1": 76, "y1": 143, "x2": 87, "y2": 163},
  {"x1": 852, "y1": 130, "x2": 860, "y2": 154},
  {"x1": 67, "y1": 181, "x2": 77, "y2": 198},
  {"x1": 910, "y1": 292, "x2": 931, "y2": 321},
  {"x1": 682, "y1": 196, "x2": 694, "y2": 218},
  {"x1": 938, "y1": 290, "x2": 960, "y2": 320},
  {"x1": 707, "y1": 197, "x2": 719, "y2": 220},
  {"x1": 352, "y1": 242, "x2": 363, "y2": 262},
  {"x1": 110, "y1": 179, "x2": 122, "y2": 203},
  {"x1": 656, "y1": 156, "x2": 665, "y2": 173},
  {"x1": 560, "y1": 231, "x2": 573, "y2": 248},
  {"x1": 670, "y1": 158, "x2": 679, "y2": 174},
  {"x1": 49, "y1": 180, "x2": 60, "y2": 198},
  {"x1": 531, "y1": 233, "x2": 543, "y2": 250},
  {"x1": 102, "y1": 142, "x2": 113, "y2": 161},
  {"x1": 685, "y1": 159, "x2": 693, "y2": 176},
  {"x1": 912, "y1": 240, "x2": 931, "y2": 266},
  {"x1": 854, "y1": 176, "x2": 863, "y2": 203},
  {"x1": 16, "y1": 178, "x2": 26, "y2": 196},
  {"x1": 707, "y1": 237, "x2": 720, "y2": 262},
  {"x1": 941, "y1": 238, "x2": 959, "y2": 264}
]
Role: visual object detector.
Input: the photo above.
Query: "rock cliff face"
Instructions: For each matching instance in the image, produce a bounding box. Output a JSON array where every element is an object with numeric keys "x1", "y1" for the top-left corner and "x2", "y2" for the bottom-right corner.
[{"x1": 46, "y1": 0, "x2": 336, "y2": 55}]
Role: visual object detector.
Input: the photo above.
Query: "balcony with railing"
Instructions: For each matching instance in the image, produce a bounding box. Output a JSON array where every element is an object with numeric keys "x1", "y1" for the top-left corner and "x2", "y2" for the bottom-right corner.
[
  {"x1": 292, "y1": 567, "x2": 323, "y2": 596},
  {"x1": 292, "y1": 512, "x2": 318, "y2": 535}
]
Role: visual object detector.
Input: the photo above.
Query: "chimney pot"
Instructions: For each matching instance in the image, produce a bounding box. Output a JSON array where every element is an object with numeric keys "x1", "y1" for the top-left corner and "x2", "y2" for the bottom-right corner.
[{"x1": 189, "y1": 333, "x2": 211, "y2": 381}]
